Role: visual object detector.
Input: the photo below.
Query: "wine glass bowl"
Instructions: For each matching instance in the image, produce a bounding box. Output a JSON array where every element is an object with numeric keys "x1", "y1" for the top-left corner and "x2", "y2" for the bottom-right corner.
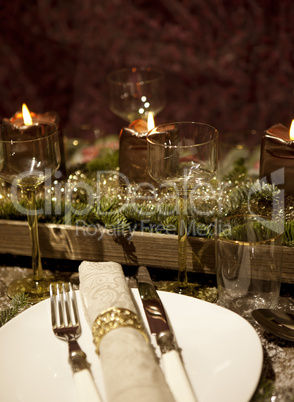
[
  {"x1": 0, "y1": 124, "x2": 60, "y2": 188},
  {"x1": 107, "y1": 66, "x2": 165, "y2": 122},
  {"x1": 0, "y1": 123, "x2": 61, "y2": 303},
  {"x1": 147, "y1": 122, "x2": 218, "y2": 191},
  {"x1": 147, "y1": 122, "x2": 219, "y2": 297}
]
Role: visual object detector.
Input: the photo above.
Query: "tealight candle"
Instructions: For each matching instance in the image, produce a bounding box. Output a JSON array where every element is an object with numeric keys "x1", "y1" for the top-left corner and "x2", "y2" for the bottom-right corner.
[
  {"x1": 119, "y1": 113, "x2": 154, "y2": 183},
  {"x1": 3, "y1": 104, "x2": 59, "y2": 127},
  {"x1": 260, "y1": 121, "x2": 294, "y2": 196},
  {"x1": 4, "y1": 104, "x2": 66, "y2": 175}
]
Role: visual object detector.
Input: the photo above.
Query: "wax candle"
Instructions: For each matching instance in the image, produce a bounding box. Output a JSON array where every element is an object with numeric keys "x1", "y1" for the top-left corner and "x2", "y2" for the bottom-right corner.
[
  {"x1": 259, "y1": 121, "x2": 294, "y2": 196},
  {"x1": 4, "y1": 106, "x2": 59, "y2": 127},
  {"x1": 4, "y1": 104, "x2": 66, "y2": 175},
  {"x1": 119, "y1": 113, "x2": 154, "y2": 183}
]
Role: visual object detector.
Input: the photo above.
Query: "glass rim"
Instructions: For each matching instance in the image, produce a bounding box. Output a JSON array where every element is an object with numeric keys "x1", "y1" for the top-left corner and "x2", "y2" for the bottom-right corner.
[
  {"x1": 217, "y1": 214, "x2": 284, "y2": 245},
  {"x1": 147, "y1": 121, "x2": 219, "y2": 148},
  {"x1": 107, "y1": 66, "x2": 165, "y2": 85},
  {"x1": 0, "y1": 123, "x2": 58, "y2": 144}
]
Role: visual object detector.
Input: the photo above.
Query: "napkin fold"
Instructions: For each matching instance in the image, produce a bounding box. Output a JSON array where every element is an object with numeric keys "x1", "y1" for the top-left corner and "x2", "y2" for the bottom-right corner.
[{"x1": 79, "y1": 261, "x2": 175, "y2": 402}]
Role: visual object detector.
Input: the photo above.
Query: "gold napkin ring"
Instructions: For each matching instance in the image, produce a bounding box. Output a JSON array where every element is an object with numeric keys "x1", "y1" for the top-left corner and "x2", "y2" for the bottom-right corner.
[{"x1": 92, "y1": 307, "x2": 148, "y2": 354}]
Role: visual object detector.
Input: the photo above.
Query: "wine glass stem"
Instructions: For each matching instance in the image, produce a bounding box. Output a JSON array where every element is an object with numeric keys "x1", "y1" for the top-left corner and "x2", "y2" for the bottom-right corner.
[
  {"x1": 23, "y1": 188, "x2": 43, "y2": 281},
  {"x1": 177, "y1": 194, "x2": 188, "y2": 287}
]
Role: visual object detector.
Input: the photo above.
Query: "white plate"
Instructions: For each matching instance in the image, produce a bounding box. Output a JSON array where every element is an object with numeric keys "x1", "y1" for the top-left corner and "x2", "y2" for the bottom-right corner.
[{"x1": 0, "y1": 290, "x2": 262, "y2": 402}]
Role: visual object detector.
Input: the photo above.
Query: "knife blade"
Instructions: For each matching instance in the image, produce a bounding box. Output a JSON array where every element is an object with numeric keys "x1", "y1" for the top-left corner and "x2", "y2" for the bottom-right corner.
[{"x1": 136, "y1": 266, "x2": 198, "y2": 402}]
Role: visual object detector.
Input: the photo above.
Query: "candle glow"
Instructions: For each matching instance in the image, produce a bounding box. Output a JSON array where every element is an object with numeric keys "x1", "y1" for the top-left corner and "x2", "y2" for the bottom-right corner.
[
  {"x1": 147, "y1": 112, "x2": 155, "y2": 131},
  {"x1": 22, "y1": 103, "x2": 33, "y2": 125},
  {"x1": 290, "y1": 120, "x2": 294, "y2": 140}
]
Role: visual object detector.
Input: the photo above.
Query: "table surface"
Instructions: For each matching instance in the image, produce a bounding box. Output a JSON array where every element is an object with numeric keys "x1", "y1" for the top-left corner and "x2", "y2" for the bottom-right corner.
[{"x1": 0, "y1": 265, "x2": 293, "y2": 402}]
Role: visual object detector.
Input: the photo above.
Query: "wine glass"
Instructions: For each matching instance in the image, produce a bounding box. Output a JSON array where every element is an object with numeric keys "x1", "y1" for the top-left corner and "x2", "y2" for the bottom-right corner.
[
  {"x1": 107, "y1": 66, "x2": 165, "y2": 122},
  {"x1": 147, "y1": 122, "x2": 219, "y2": 297},
  {"x1": 0, "y1": 123, "x2": 61, "y2": 303}
]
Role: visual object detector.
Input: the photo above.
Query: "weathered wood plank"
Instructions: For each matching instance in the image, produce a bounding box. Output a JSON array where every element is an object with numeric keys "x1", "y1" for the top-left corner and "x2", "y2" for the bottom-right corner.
[{"x1": 0, "y1": 220, "x2": 293, "y2": 283}]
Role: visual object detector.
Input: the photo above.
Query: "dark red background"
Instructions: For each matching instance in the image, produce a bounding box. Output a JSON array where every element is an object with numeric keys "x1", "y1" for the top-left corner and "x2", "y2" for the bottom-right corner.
[{"x1": 0, "y1": 0, "x2": 293, "y2": 138}]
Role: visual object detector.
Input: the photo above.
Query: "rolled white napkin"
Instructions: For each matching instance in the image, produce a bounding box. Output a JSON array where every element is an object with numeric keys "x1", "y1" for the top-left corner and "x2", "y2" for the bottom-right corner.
[{"x1": 79, "y1": 261, "x2": 175, "y2": 402}]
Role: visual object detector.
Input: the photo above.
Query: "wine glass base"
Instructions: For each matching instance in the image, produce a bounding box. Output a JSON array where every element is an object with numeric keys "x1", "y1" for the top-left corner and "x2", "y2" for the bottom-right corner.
[
  {"x1": 156, "y1": 280, "x2": 217, "y2": 302},
  {"x1": 7, "y1": 273, "x2": 73, "y2": 304}
]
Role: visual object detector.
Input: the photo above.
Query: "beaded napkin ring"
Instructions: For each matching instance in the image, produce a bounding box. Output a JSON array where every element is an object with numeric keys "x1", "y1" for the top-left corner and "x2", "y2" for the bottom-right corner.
[{"x1": 92, "y1": 307, "x2": 149, "y2": 354}]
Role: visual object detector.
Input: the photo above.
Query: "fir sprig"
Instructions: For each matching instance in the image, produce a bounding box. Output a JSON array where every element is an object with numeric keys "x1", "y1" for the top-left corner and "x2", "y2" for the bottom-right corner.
[
  {"x1": 0, "y1": 293, "x2": 30, "y2": 327},
  {"x1": 123, "y1": 202, "x2": 158, "y2": 222},
  {"x1": 284, "y1": 221, "x2": 294, "y2": 246},
  {"x1": 0, "y1": 159, "x2": 293, "y2": 245},
  {"x1": 99, "y1": 210, "x2": 131, "y2": 235}
]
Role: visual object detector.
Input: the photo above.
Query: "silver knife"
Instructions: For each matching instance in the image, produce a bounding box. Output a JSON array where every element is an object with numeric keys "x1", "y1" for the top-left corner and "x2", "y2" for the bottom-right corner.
[{"x1": 136, "y1": 266, "x2": 198, "y2": 402}]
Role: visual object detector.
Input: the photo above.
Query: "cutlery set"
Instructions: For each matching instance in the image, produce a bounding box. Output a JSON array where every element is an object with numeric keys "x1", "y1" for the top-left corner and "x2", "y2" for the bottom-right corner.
[
  {"x1": 50, "y1": 269, "x2": 294, "y2": 402},
  {"x1": 49, "y1": 269, "x2": 198, "y2": 402}
]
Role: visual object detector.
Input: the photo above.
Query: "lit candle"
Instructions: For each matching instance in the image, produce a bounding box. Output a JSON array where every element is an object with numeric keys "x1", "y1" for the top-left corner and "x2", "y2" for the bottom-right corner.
[
  {"x1": 4, "y1": 104, "x2": 66, "y2": 175},
  {"x1": 119, "y1": 112, "x2": 155, "y2": 183},
  {"x1": 260, "y1": 120, "x2": 294, "y2": 196},
  {"x1": 4, "y1": 103, "x2": 60, "y2": 128}
]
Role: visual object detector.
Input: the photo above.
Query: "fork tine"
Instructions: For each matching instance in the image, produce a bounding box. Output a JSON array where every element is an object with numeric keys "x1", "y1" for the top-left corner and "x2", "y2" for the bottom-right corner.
[
  {"x1": 69, "y1": 282, "x2": 80, "y2": 327},
  {"x1": 56, "y1": 284, "x2": 65, "y2": 328},
  {"x1": 49, "y1": 284, "x2": 56, "y2": 329},
  {"x1": 63, "y1": 283, "x2": 72, "y2": 327}
]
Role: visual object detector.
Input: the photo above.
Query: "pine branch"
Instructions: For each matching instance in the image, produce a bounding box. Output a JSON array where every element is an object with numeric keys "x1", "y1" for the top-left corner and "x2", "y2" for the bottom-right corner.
[
  {"x1": 284, "y1": 221, "x2": 294, "y2": 246},
  {"x1": 0, "y1": 293, "x2": 30, "y2": 327},
  {"x1": 100, "y1": 211, "x2": 131, "y2": 235},
  {"x1": 1, "y1": 166, "x2": 294, "y2": 245}
]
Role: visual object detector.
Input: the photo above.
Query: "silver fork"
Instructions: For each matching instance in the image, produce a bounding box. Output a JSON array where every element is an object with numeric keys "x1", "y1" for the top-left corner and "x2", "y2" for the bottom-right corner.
[{"x1": 50, "y1": 283, "x2": 102, "y2": 402}]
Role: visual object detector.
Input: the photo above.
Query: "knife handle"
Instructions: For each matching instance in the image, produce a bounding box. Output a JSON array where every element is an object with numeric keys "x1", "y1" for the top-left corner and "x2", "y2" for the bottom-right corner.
[
  {"x1": 73, "y1": 369, "x2": 102, "y2": 402},
  {"x1": 161, "y1": 350, "x2": 198, "y2": 402}
]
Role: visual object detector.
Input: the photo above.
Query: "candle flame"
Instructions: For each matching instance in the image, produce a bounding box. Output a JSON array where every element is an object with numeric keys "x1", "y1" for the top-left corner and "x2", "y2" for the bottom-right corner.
[
  {"x1": 290, "y1": 120, "x2": 294, "y2": 141},
  {"x1": 147, "y1": 112, "x2": 155, "y2": 131},
  {"x1": 22, "y1": 103, "x2": 33, "y2": 125}
]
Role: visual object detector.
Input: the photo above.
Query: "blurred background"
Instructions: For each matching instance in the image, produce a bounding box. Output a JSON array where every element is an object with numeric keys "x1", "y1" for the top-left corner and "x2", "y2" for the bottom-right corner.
[{"x1": 0, "y1": 0, "x2": 293, "y2": 137}]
